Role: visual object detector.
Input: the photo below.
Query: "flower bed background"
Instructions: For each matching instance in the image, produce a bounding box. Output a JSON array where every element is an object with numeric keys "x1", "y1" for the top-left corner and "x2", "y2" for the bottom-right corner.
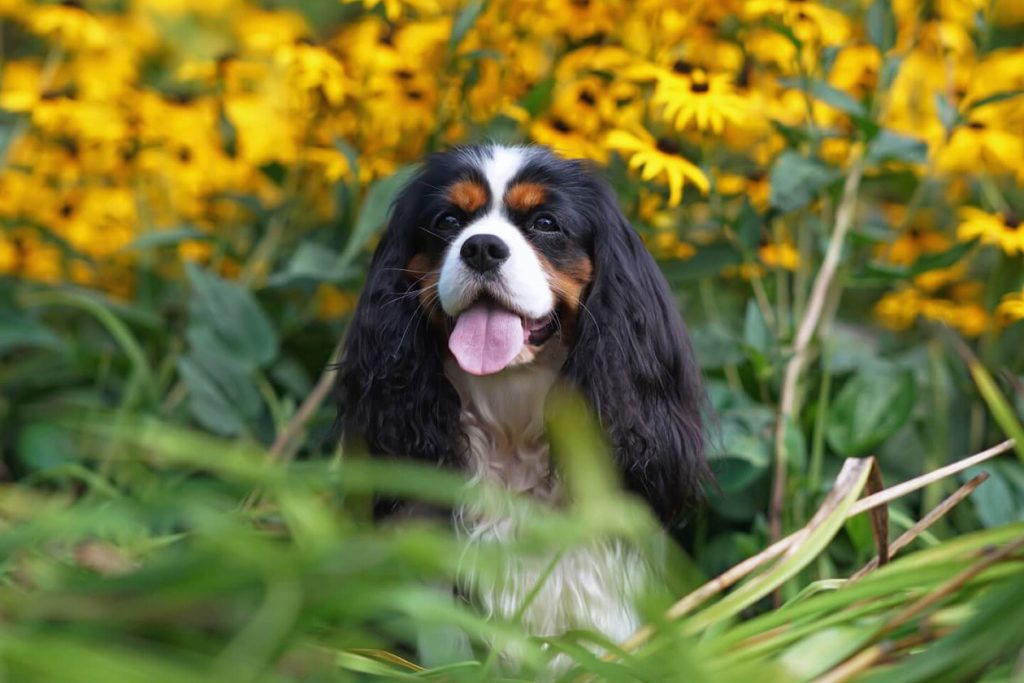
[{"x1": 1, "y1": 0, "x2": 1024, "y2": 681}]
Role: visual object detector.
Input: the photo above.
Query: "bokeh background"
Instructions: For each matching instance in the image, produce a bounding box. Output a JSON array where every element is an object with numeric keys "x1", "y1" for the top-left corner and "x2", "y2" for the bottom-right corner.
[{"x1": 1, "y1": 0, "x2": 1024, "y2": 681}]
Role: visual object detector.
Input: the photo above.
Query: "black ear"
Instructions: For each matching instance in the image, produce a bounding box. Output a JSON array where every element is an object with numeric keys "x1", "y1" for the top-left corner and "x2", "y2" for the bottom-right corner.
[
  {"x1": 562, "y1": 174, "x2": 711, "y2": 525},
  {"x1": 333, "y1": 178, "x2": 462, "y2": 477}
]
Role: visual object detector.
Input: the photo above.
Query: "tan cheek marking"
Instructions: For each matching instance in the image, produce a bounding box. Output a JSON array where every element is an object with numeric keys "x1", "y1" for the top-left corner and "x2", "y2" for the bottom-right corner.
[
  {"x1": 406, "y1": 253, "x2": 445, "y2": 325},
  {"x1": 505, "y1": 182, "x2": 547, "y2": 213},
  {"x1": 447, "y1": 179, "x2": 488, "y2": 213},
  {"x1": 538, "y1": 254, "x2": 594, "y2": 314}
]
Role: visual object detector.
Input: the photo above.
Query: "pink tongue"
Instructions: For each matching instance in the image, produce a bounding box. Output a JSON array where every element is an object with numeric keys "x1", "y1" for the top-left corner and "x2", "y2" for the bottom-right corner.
[{"x1": 449, "y1": 303, "x2": 525, "y2": 375}]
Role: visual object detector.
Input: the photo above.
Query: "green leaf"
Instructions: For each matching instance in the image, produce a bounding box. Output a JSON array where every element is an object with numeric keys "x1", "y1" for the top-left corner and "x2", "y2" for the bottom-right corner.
[
  {"x1": 778, "y1": 77, "x2": 868, "y2": 119},
  {"x1": 735, "y1": 198, "x2": 762, "y2": 251},
  {"x1": 448, "y1": 0, "x2": 486, "y2": 50},
  {"x1": 826, "y1": 369, "x2": 916, "y2": 456},
  {"x1": 935, "y1": 94, "x2": 961, "y2": 133},
  {"x1": 866, "y1": 0, "x2": 896, "y2": 52},
  {"x1": 966, "y1": 88, "x2": 1024, "y2": 111},
  {"x1": 866, "y1": 130, "x2": 928, "y2": 165},
  {"x1": 185, "y1": 263, "x2": 278, "y2": 368},
  {"x1": 124, "y1": 228, "x2": 210, "y2": 251},
  {"x1": 0, "y1": 310, "x2": 63, "y2": 355},
  {"x1": 769, "y1": 151, "x2": 839, "y2": 213},
  {"x1": 16, "y1": 421, "x2": 78, "y2": 473},
  {"x1": 522, "y1": 77, "x2": 554, "y2": 117},
  {"x1": 178, "y1": 350, "x2": 262, "y2": 437},
  {"x1": 659, "y1": 241, "x2": 742, "y2": 281},
  {"x1": 268, "y1": 242, "x2": 353, "y2": 287},
  {"x1": 743, "y1": 300, "x2": 770, "y2": 354},
  {"x1": 969, "y1": 468, "x2": 1018, "y2": 527},
  {"x1": 338, "y1": 165, "x2": 418, "y2": 271}
]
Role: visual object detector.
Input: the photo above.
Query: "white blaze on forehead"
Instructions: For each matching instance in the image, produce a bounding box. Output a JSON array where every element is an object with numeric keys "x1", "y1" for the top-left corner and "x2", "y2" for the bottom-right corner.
[{"x1": 439, "y1": 145, "x2": 553, "y2": 320}]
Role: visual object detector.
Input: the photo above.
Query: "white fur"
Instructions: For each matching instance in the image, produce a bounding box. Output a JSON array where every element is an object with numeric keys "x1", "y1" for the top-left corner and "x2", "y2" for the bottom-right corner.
[
  {"x1": 438, "y1": 146, "x2": 554, "y2": 320},
  {"x1": 446, "y1": 358, "x2": 645, "y2": 648}
]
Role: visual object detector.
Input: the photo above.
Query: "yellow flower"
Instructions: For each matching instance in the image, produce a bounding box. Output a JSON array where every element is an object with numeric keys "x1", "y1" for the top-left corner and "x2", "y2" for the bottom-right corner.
[
  {"x1": 996, "y1": 291, "x2": 1024, "y2": 325},
  {"x1": 878, "y1": 227, "x2": 952, "y2": 266},
  {"x1": 224, "y1": 93, "x2": 301, "y2": 167},
  {"x1": 317, "y1": 284, "x2": 359, "y2": 320},
  {"x1": 875, "y1": 289, "x2": 923, "y2": 332},
  {"x1": 530, "y1": 116, "x2": 607, "y2": 163},
  {"x1": 920, "y1": 298, "x2": 989, "y2": 337},
  {"x1": 937, "y1": 117, "x2": 1024, "y2": 176},
  {"x1": 0, "y1": 61, "x2": 45, "y2": 112},
  {"x1": 650, "y1": 65, "x2": 751, "y2": 134},
  {"x1": 957, "y1": 207, "x2": 1024, "y2": 256},
  {"x1": 647, "y1": 231, "x2": 696, "y2": 261},
  {"x1": 28, "y1": 2, "x2": 109, "y2": 49},
  {"x1": 235, "y1": 7, "x2": 310, "y2": 54},
  {"x1": 276, "y1": 41, "x2": 347, "y2": 107},
  {"x1": 759, "y1": 241, "x2": 800, "y2": 271},
  {"x1": 606, "y1": 128, "x2": 709, "y2": 207},
  {"x1": 360, "y1": 0, "x2": 443, "y2": 22},
  {"x1": 829, "y1": 44, "x2": 881, "y2": 98}
]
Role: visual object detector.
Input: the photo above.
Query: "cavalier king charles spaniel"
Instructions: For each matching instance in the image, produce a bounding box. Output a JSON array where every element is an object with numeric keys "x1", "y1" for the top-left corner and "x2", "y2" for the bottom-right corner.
[{"x1": 334, "y1": 144, "x2": 709, "y2": 646}]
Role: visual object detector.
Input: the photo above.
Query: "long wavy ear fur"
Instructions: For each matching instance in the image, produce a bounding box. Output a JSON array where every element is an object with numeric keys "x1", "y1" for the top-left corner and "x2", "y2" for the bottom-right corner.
[
  {"x1": 332, "y1": 177, "x2": 462, "y2": 484},
  {"x1": 563, "y1": 173, "x2": 711, "y2": 525}
]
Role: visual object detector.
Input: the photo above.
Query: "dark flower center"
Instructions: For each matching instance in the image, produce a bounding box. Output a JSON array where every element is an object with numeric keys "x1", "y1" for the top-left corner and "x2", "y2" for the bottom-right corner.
[
  {"x1": 551, "y1": 117, "x2": 572, "y2": 133},
  {"x1": 178, "y1": 147, "x2": 193, "y2": 163},
  {"x1": 968, "y1": 121, "x2": 986, "y2": 130},
  {"x1": 406, "y1": 89, "x2": 424, "y2": 101},
  {"x1": 656, "y1": 137, "x2": 681, "y2": 156},
  {"x1": 395, "y1": 69, "x2": 414, "y2": 81},
  {"x1": 1005, "y1": 213, "x2": 1020, "y2": 229},
  {"x1": 578, "y1": 89, "x2": 597, "y2": 106},
  {"x1": 59, "y1": 202, "x2": 75, "y2": 219},
  {"x1": 672, "y1": 59, "x2": 694, "y2": 75},
  {"x1": 61, "y1": 0, "x2": 85, "y2": 9},
  {"x1": 690, "y1": 79, "x2": 710, "y2": 93},
  {"x1": 571, "y1": 0, "x2": 590, "y2": 7}
]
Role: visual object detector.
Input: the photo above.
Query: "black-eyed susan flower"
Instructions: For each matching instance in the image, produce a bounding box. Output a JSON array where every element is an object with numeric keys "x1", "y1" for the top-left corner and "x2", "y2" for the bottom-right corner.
[
  {"x1": 759, "y1": 240, "x2": 800, "y2": 271},
  {"x1": 531, "y1": 116, "x2": 607, "y2": 163},
  {"x1": 606, "y1": 128, "x2": 709, "y2": 206},
  {"x1": 650, "y1": 65, "x2": 751, "y2": 134},
  {"x1": 957, "y1": 207, "x2": 1024, "y2": 256},
  {"x1": 938, "y1": 116, "x2": 1024, "y2": 176},
  {"x1": 875, "y1": 288, "x2": 923, "y2": 332}
]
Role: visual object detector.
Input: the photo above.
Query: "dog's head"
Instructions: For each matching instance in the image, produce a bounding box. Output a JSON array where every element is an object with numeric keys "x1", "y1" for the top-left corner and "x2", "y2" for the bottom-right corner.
[{"x1": 334, "y1": 144, "x2": 709, "y2": 523}]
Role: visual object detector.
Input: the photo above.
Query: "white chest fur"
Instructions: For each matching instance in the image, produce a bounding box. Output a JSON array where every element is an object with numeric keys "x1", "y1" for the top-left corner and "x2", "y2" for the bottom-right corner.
[{"x1": 445, "y1": 359, "x2": 645, "y2": 644}]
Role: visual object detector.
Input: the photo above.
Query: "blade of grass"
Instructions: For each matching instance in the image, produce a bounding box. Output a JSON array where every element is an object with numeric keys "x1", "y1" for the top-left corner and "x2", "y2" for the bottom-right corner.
[
  {"x1": 682, "y1": 457, "x2": 877, "y2": 634},
  {"x1": 850, "y1": 473, "x2": 989, "y2": 581}
]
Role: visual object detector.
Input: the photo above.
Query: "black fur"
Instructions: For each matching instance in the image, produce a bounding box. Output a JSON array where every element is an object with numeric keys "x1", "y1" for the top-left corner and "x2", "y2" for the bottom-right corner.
[
  {"x1": 563, "y1": 170, "x2": 709, "y2": 524},
  {"x1": 334, "y1": 146, "x2": 709, "y2": 524}
]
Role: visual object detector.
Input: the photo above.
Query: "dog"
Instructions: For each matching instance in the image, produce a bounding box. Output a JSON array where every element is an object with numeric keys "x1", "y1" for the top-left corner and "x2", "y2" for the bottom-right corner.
[{"x1": 334, "y1": 144, "x2": 709, "y2": 646}]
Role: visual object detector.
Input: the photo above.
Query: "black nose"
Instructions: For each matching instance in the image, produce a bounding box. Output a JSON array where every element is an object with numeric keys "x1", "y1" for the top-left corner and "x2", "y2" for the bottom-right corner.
[{"x1": 460, "y1": 234, "x2": 510, "y2": 273}]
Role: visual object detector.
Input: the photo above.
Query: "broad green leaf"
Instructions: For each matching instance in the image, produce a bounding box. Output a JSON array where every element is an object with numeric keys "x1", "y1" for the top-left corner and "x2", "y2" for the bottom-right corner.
[
  {"x1": 185, "y1": 263, "x2": 278, "y2": 368},
  {"x1": 449, "y1": 0, "x2": 486, "y2": 50},
  {"x1": 826, "y1": 369, "x2": 916, "y2": 456},
  {"x1": 866, "y1": 130, "x2": 928, "y2": 164},
  {"x1": 769, "y1": 151, "x2": 839, "y2": 213},
  {"x1": 338, "y1": 165, "x2": 418, "y2": 270},
  {"x1": 969, "y1": 468, "x2": 1017, "y2": 527},
  {"x1": 0, "y1": 310, "x2": 63, "y2": 355},
  {"x1": 124, "y1": 228, "x2": 210, "y2": 251},
  {"x1": 866, "y1": 0, "x2": 896, "y2": 51},
  {"x1": 177, "y1": 350, "x2": 262, "y2": 437},
  {"x1": 742, "y1": 299, "x2": 770, "y2": 354}
]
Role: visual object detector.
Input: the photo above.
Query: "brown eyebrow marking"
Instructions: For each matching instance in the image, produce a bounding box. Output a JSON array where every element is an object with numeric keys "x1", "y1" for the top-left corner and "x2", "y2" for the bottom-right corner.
[
  {"x1": 447, "y1": 179, "x2": 488, "y2": 213},
  {"x1": 505, "y1": 182, "x2": 547, "y2": 213}
]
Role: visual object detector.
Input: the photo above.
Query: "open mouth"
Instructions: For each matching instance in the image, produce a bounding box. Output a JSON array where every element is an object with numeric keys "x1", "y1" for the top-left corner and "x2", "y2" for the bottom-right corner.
[{"x1": 448, "y1": 299, "x2": 557, "y2": 376}]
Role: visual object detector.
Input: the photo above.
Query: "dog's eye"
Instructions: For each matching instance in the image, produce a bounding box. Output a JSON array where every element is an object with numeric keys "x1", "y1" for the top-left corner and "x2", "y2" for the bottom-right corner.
[
  {"x1": 436, "y1": 213, "x2": 462, "y2": 231},
  {"x1": 532, "y1": 215, "x2": 558, "y2": 233}
]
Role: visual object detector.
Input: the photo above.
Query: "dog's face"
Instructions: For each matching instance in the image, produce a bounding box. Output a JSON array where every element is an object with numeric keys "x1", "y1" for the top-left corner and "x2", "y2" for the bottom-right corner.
[
  {"x1": 402, "y1": 146, "x2": 594, "y2": 376},
  {"x1": 336, "y1": 144, "x2": 710, "y2": 524}
]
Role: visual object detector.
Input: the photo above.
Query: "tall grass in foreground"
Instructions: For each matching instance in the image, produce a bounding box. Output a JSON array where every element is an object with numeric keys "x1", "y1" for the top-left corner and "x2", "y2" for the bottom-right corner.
[{"x1": 0, "y1": 399, "x2": 1021, "y2": 683}]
